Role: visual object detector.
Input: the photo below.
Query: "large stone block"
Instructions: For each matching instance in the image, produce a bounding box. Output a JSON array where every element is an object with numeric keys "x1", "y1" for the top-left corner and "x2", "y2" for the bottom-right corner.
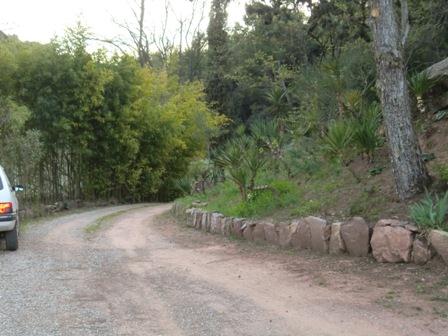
[
  {"x1": 252, "y1": 223, "x2": 266, "y2": 243},
  {"x1": 412, "y1": 237, "x2": 433, "y2": 265},
  {"x1": 340, "y1": 217, "x2": 370, "y2": 257},
  {"x1": 243, "y1": 222, "x2": 256, "y2": 241},
  {"x1": 221, "y1": 217, "x2": 232, "y2": 236},
  {"x1": 306, "y1": 216, "x2": 330, "y2": 254},
  {"x1": 264, "y1": 223, "x2": 279, "y2": 245},
  {"x1": 371, "y1": 220, "x2": 415, "y2": 263},
  {"x1": 185, "y1": 208, "x2": 195, "y2": 227},
  {"x1": 429, "y1": 230, "x2": 448, "y2": 264},
  {"x1": 201, "y1": 211, "x2": 210, "y2": 232},
  {"x1": 195, "y1": 210, "x2": 204, "y2": 229},
  {"x1": 231, "y1": 218, "x2": 245, "y2": 238},
  {"x1": 210, "y1": 213, "x2": 224, "y2": 234},
  {"x1": 291, "y1": 219, "x2": 311, "y2": 250},
  {"x1": 329, "y1": 222, "x2": 346, "y2": 255},
  {"x1": 278, "y1": 222, "x2": 297, "y2": 248}
]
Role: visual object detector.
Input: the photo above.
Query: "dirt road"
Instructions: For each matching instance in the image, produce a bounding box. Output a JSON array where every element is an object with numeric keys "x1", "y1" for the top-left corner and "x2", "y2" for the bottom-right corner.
[{"x1": 0, "y1": 204, "x2": 446, "y2": 335}]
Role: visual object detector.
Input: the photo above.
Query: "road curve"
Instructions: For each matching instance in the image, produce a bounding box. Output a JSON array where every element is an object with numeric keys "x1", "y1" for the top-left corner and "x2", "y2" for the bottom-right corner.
[{"x1": 0, "y1": 204, "x2": 445, "y2": 336}]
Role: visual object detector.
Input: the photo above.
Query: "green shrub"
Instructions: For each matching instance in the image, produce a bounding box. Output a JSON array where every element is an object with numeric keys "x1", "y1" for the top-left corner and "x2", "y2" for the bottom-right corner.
[
  {"x1": 409, "y1": 192, "x2": 448, "y2": 231},
  {"x1": 291, "y1": 199, "x2": 322, "y2": 217},
  {"x1": 322, "y1": 119, "x2": 363, "y2": 182},
  {"x1": 322, "y1": 119, "x2": 354, "y2": 160},
  {"x1": 353, "y1": 103, "x2": 383, "y2": 161},
  {"x1": 215, "y1": 136, "x2": 263, "y2": 201},
  {"x1": 227, "y1": 179, "x2": 300, "y2": 218},
  {"x1": 434, "y1": 163, "x2": 448, "y2": 184},
  {"x1": 409, "y1": 72, "x2": 437, "y2": 98}
]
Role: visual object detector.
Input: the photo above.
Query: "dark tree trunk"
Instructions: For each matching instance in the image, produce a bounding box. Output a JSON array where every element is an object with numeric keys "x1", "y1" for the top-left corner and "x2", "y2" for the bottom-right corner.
[{"x1": 369, "y1": 0, "x2": 429, "y2": 200}]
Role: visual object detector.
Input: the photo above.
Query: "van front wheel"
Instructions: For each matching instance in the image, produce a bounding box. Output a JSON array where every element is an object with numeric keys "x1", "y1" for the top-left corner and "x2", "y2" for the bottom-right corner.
[{"x1": 5, "y1": 225, "x2": 18, "y2": 251}]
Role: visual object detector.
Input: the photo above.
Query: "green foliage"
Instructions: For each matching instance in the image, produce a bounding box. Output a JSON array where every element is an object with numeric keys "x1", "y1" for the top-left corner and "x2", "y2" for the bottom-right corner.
[
  {"x1": 291, "y1": 199, "x2": 322, "y2": 218},
  {"x1": 207, "y1": 179, "x2": 300, "y2": 218},
  {"x1": 353, "y1": 103, "x2": 383, "y2": 161},
  {"x1": 0, "y1": 97, "x2": 43, "y2": 202},
  {"x1": 322, "y1": 119, "x2": 354, "y2": 160},
  {"x1": 215, "y1": 136, "x2": 266, "y2": 201},
  {"x1": 0, "y1": 28, "x2": 223, "y2": 203},
  {"x1": 409, "y1": 72, "x2": 437, "y2": 97},
  {"x1": 434, "y1": 164, "x2": 448, "y2": 184},
  {"x1": 410, "y1": 192, "x2": 448, "y2": 231}
]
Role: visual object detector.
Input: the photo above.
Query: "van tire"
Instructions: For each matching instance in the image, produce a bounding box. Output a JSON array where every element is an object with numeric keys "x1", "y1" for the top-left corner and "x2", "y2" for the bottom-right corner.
[{"x1": 5, "y1": 225, "x2": 18, "y2": 251}]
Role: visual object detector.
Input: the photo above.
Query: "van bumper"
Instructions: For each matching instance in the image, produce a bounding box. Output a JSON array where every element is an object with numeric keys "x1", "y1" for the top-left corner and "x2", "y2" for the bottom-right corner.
[{"x1": 0, "y1": 213, "x2": 17, "y2": 231}]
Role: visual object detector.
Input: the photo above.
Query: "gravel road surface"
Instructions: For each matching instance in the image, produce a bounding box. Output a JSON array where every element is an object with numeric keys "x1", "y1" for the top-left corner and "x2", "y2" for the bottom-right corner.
[{"x1": 0, "y1": 204, "x2": 446, "y2": 335}]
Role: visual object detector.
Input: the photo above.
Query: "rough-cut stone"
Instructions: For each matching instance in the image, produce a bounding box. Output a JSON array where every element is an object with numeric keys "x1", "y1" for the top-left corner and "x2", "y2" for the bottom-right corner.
[
  {"x1": 278, "y1": 222, "x2": 297, "y2": 247},
  {"x1": 185, "y1": 208, "x2": 195, "y2": 227},
  {"x1": 371, "y1": 220, "x2": 414, "y2": 263},
  {"x1": 264, "y1": 223, "x2": 279, "y2": 245},
  {"x1": 195, "y1": 210, "x2": 204, "y2": 229},
  {"x1": 210, "y1": 213, "x2": 223, "y2": 233},
  {"x1": 329, "y1": 222, "x2": 346, "y2": 255},
  {"x1": 340, "y1": 217, "x2": 370, "y2": 257},
  {"x1": 306, "y1": 216, "x2": 330, "y2": 254},
  {"x1": 201, "y1": 212, "x2": 210, "y2": 232},
  {"x1": 291, "y1": 219, "x2": 311, "y2": 250},
  {"x1": 243, "y1": 222, "x2": 256, "y2": 241},
  {"x1": 376, "y1": 219, "x2": 402, "y2": 227},
  {"x1": 231, "y1": 218, "x2": 245, "y2": 238},
  {"x1": 221, "y1": 217, "x2": 232, "y2": 236},
  {"x1": 412, "y1": 237, "x2": 433, "y2": 265},
  {"x1": 252, "y1": 223, "x2": 266, "y2": 243},
  {"x1": 429, "y1": 230, "x2": 448, "y2": 264}
]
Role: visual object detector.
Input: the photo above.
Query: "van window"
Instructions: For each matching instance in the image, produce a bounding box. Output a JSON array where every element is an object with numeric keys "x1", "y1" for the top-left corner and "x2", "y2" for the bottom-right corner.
[{"x1": 0, "y1": 176, "x2": 3, "y2": 190}]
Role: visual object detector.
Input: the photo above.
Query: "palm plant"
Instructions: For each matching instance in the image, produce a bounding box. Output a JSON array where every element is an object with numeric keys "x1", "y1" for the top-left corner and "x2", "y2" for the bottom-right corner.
[
  {"x1": 215, "y1": 136, "x2": 266, "y2": 201},
  {"x1": 322, "y1": 119, "x2": 361, "y2": 182},
  {"x1": 409, "y1": 72, "x2": 437, "y2": 115},
  {"x1": 410, "y1": 191, "x2": 448, "y2": 231},
  {"x1": 322, "y1": 119, "x2": 354, "y2": 160},
  {"x1": 251, "y1": 118, "x2": 291, "y2": 174},
  {"x1": 266, "y1": 86, "x2": 288, "y2": 117},
  {"x1": 353, "y1": 103, "x2": 383, "y2": 162}
]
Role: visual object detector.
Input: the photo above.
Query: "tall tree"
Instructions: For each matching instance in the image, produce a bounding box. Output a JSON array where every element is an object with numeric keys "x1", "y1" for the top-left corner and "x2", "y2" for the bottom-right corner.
[
  {"x1": 206, "y1": 0, "x2": 234, "y2": 118},
  {"x1": 369, "y1": 0, "x2": 429, "y2": 200}
]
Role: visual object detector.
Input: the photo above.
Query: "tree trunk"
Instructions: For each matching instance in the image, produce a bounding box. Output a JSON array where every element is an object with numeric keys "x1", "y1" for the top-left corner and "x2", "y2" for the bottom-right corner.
[{"x1": 369, "y1": 0, "x2": 429, "y2": 200}]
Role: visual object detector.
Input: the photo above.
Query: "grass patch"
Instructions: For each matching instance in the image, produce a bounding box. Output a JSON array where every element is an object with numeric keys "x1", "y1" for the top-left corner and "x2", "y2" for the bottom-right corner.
[
  {"x1": 84, "y1": 208, "x2": 134, "y2": 234},
  {"x1": 177, "y1": 179, "x2": 301, "y2": 219},
  {"x1": 176, "y1": 154, "x2": 398, "y2": 222}
]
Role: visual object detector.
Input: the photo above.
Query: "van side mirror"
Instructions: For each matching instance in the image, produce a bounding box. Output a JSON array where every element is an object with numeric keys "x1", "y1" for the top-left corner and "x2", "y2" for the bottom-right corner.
[{"x1": 13, "y1": 185, "x2": 24, "y2": 192}]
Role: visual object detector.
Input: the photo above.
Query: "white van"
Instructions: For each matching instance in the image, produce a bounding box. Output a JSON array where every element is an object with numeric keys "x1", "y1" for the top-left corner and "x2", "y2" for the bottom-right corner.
[{"x1": 0, "y1": 165, "x2": 22, "y2": 251}]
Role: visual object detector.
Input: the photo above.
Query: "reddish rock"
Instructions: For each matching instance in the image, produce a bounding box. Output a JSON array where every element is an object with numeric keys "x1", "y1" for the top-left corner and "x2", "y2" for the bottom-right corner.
[
  {"x1": 291, "y1": 219, "x2": 311, "y2": 250},
  {"x1": 264, "y1": 223, "x2": 279, "y2": 245},
  {"x1": 193, "y1": 209, "x2": 203, "y2": 229},
  {"x1": 340, "y1": 217, "x2": 370, "y2": 257},
  {"x1": 231, "y1": 218, "x2": 245, "y2": 238},
  {"x1": 371, "y1": 220, "x2": 414, "y2": 263},
  {"x1": 429, "y1": 230, "x2": 448, "y2": 264},
  {"x1": 221, "y1": 217, "x2": 232, "y2": 236},
  {"x1": 412, "y1": 237, "x2": 433, "y2": 265},
  {"x1": 278, "y1": 223, "x2": 296, "y2": 248},
  {"x1": 376, "y1": 219, "x2": 402, "y2": 227},
  {"x1": 252, "y1": 223, "x2": 266, "y2": 243},
  {"x1": 306, "y1": 216, "x2": 330, "y2": 254},
  {"x1": 329, "y1": 222, "x2": 346, "y2": 255},
  {"x1": 243, "y1": 222, "x2": 256, "y2": 241},
  {"x1": 201, "y1": 212, "x2": 210, "y2": 232},
  {"x1": 185, "y1": 208, "x2": 195, "y2": 227},
  {"x1": 210, "y1": 213, "x2": 224, "y2": 233}
]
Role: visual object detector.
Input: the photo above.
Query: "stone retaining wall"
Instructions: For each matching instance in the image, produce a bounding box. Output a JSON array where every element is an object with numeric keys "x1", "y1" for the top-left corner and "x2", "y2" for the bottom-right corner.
[{"x1": 171, "y1": 203, "x2": 448, "y2": 266}]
